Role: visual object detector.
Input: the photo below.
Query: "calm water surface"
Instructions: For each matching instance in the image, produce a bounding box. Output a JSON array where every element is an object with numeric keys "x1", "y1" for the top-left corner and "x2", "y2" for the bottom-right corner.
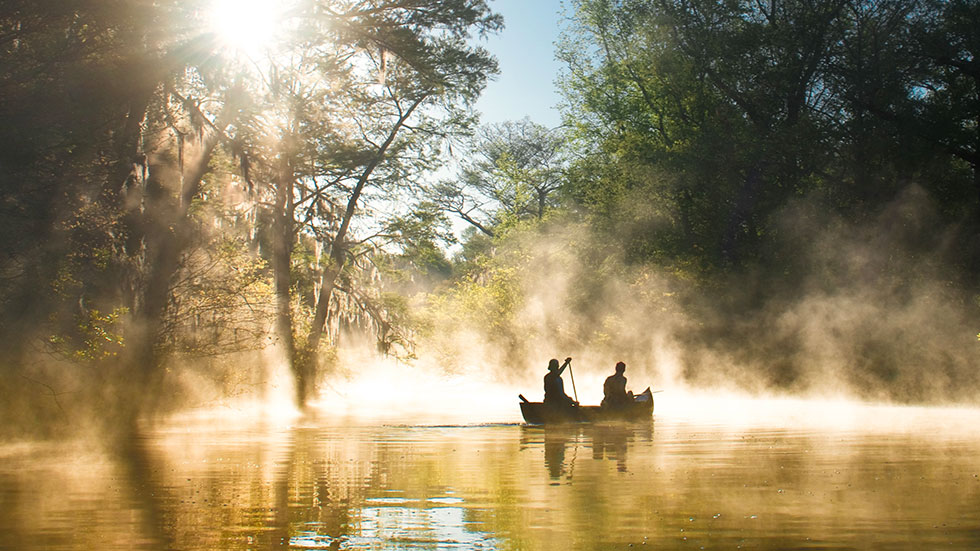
[{"x1": 3, "y1": 407, "x2": 980, "y2": 550}]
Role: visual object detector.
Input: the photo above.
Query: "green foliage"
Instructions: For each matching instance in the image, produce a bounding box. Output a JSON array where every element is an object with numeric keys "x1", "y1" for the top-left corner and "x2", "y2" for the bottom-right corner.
[
  {"x1": 0, "y1": 0, "x2": 505, "y2": 421},
  {"x1": 224, "y1": 0, "x2": 503, "y2": 403},
  {"x1": 419, "y1": 246, "x2": 525, "y2": 370},
  {"x1": 167, "y1": 235, "x2": 275, "y2": 357},
  {"x1": 430, "y1": 118, "x2": 568, "y2": 238},
  {"x1": 420, "y1": 216, "x2": 565, "y2": 358},
  {"x1": 381, "y1": 203, "x2": 455, "y2": 283},
  {"x1": 418, "y1": 0, "x2": 980, "y2": 402},
  {"x1": 445, "y1": 262, "x2": 523, "y2": 332},
  {"x1": 48, "y1": 308, "x2": 128, "y2": 363},
  {"x1": 558, "y1": 0, "x2": 978, "y2": 273}
]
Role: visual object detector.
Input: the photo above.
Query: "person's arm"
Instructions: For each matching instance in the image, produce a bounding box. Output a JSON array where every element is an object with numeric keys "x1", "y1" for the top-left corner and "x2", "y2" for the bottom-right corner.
[{"x1": 558, "y1": 357, "x2": 572, "y2": 374}]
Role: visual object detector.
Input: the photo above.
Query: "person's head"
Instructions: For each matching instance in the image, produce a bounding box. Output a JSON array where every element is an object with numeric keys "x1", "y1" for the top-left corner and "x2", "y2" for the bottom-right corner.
[
  {"x1": 615, "y1": 361, "x2": 626, "y2": 374},
  {"x1": 548, "y1": 358, "x2": 560, "y2": 371}
]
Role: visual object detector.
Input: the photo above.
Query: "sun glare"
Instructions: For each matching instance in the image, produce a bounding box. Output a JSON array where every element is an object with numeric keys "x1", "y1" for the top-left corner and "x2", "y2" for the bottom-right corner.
[{"x1": 208, "y1": 0, "x2": 284, "y2": 57}]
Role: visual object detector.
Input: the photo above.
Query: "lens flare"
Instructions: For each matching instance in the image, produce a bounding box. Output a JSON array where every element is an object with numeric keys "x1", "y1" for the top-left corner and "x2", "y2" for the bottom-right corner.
[{"x1": 207, "y1": 0, "x2": 284, "y2": 57}]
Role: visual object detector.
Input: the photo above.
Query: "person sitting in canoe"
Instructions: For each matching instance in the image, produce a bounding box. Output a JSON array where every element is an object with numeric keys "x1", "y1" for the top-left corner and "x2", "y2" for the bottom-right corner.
[
  {"x1": 544, "y1": 357, "x2": 576, "y2": 407},
  {"x1": 601, "y1": 361, "x2": 634, "y2": 409}
]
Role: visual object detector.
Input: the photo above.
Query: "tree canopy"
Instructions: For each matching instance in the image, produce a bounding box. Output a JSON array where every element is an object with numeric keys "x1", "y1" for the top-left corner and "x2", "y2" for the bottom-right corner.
[{"x1": 0, "y1": 0, "x2": 502, "y2": 432}]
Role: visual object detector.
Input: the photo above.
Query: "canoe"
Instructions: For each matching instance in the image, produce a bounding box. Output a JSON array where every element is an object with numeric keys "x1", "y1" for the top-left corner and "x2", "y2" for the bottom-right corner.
[{"x1": 519, "y1": 387, "x2": 654, "y2": 424}]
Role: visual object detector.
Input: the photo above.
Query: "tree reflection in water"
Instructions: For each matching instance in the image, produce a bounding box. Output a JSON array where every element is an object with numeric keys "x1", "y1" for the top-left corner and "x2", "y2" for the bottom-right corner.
[{"x1": 6, "y1": 415, "x2": 980, "y2": 550}]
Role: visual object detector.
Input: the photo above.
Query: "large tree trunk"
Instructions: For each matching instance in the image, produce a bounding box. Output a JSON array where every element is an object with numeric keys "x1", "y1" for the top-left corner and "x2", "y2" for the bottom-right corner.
[
  {"x1": 270, "y1": 160, "x2": 305, "y2": 405},
  {"x1": 109, "y1": 98, "x2": 235, "y2": 426},
  {"x1": 303, "y1": 251, "x2": 344, "y2": 370}
]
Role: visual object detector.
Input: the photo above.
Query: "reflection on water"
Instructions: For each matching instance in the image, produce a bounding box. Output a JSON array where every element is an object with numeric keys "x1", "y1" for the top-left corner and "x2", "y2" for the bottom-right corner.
[
  {"x1": 522, "y1": 424, "x2": 652, "y2": 480},
  {"x1": 3, "y1": 410, "x2": 980, "y2": 550}
]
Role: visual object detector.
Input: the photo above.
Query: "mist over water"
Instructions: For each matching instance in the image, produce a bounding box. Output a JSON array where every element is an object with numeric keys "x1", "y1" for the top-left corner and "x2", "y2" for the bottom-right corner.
[
  {"x1": 8, "y1": 319, "x2": 980, "y2": 550},
  {"x1": 254, "y1": 184, "x2": 980, "y2": 429},
  {"x1": 411, "y1": 184, "x2": 980, "y2": 411},
  {"x1": 5, "y1": 396, "x2": 980, "y2": 551}
]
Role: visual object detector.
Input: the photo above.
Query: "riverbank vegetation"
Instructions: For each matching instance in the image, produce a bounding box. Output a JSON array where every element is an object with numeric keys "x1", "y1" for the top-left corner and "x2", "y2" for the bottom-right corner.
[{"x1": 2, "y1": 0, "x2": 978, "y2": 438}]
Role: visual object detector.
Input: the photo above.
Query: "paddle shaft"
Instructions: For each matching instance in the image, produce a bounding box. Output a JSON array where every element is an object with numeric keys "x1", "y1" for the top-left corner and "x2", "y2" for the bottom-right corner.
[{"x1": 567, "y1": 360, "x2": 578, "y2": 403}]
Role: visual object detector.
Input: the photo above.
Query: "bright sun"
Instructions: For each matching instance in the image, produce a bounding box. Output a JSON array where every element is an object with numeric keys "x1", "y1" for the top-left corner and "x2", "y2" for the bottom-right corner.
[{"x1": 208, "y1": 0, "x2": 284, "y2": 57}]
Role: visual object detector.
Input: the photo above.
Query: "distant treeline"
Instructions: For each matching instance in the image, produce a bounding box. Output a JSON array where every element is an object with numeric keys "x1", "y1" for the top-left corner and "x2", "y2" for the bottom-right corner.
[
  {"x1": 555, "y1": 0, "x2": 980, "y2": 401},
  {"x1": 437, "y1": 0, "x2": 980, "y2": 402},
  {"x1": 559, "y1": 0, "x2": 978, "y2": 273}
]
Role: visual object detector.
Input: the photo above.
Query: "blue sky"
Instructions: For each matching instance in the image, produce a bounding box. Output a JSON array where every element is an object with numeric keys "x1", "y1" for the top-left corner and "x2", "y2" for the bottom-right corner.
[{"x1": 473, "y1": 0, "x2": 566, "y2": 129}]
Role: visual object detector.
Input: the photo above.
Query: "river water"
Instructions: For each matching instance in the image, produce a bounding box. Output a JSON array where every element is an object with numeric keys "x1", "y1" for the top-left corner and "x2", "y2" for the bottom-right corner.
[{"x1": 2, "y1": 398, "x2": 980, "y2": 550}]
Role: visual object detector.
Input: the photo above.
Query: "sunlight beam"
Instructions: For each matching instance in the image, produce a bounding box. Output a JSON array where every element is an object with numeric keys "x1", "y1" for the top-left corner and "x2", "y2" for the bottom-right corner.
[{"x1": 207, "y1": 0, "x2": 285, "y2": 58}]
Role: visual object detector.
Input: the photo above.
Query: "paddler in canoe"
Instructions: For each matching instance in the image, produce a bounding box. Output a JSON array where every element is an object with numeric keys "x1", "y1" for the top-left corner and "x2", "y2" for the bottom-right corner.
[
  {"x1": 601, "y1": 361, "x2": 634, "y2": 409},
  {"x1": 543, "y1": 357, "x2": 577, "y2": 408}
]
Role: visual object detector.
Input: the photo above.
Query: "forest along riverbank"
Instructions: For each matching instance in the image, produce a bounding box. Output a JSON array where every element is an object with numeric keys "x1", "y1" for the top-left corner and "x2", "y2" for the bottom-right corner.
[{"x1": 2, "y1": 406, "x2": 980, "y2": 550}]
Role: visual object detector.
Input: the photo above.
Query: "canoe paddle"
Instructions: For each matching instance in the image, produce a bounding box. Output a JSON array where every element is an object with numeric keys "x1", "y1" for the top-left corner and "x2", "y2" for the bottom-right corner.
[{"x1": 565, "y1": 357, "x2": 578, "y2": 404}]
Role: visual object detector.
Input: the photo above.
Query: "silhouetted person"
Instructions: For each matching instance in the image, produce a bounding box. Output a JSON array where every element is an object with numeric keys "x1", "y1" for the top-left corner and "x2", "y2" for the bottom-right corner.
[
  {"x1": 601, "y1": 361, "x2": 633, "y2": 409},
  {"x1": 544, "y1": 357, "x2": 575, "y2": 407}
]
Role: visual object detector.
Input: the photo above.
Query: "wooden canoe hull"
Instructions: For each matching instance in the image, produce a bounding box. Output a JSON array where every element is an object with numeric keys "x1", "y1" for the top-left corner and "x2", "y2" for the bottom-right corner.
[{"x1": 519, "y1": 388, "x2": 654, "y2": 424}]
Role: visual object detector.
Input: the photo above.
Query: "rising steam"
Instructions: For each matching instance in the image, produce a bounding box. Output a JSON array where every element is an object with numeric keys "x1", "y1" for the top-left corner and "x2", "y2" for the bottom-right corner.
[{"x1": 399, "y1": 184, "x2": 980, "y2": 412}]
